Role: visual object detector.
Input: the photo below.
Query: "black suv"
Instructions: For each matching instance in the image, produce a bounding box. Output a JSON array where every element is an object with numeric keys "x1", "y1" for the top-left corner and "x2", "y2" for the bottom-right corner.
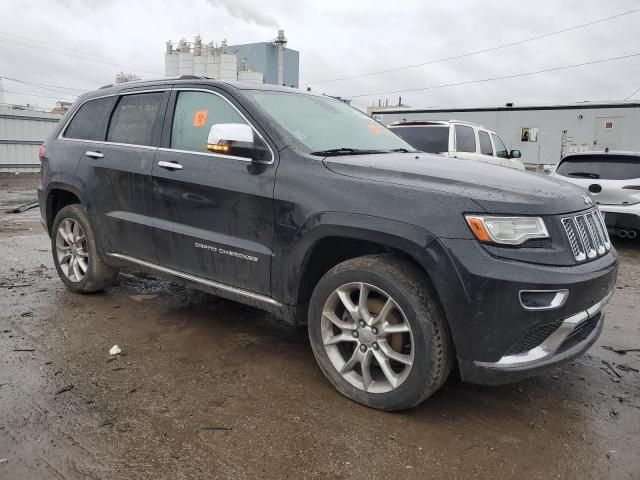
[{"x1": 38, "y1": 78, "x2": 618, "y2": 411}]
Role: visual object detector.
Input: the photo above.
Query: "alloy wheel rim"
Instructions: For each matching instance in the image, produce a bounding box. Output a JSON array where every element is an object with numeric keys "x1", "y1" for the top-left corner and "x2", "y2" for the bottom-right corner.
[
  {"x1": 55, "y1": 218, "x2": 89, "y2": 282},
  {"x1": 321, "y1": 282, "x2": 414, "y2": 393}
]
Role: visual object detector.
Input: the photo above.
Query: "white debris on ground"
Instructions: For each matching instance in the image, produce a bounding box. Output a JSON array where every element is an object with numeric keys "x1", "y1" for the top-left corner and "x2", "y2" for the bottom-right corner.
[{"x1": 109, "y1": 345, "x2": 121, "y2": 356}]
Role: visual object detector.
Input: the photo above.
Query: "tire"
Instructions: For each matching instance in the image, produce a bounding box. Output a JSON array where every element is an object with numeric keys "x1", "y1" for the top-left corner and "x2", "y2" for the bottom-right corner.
[
  {"x1": 308, "y1": 254, "x2": 453, "y2": 411},
  {"x1": 51, "y1": 204, "x2": 119, "y2": 293}
]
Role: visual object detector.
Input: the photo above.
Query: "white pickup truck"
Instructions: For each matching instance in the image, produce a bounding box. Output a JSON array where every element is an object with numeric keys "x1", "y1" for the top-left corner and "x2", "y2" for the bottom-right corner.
[{"x1": 388, "y1": 120, "x2": 525, "y2": 170}]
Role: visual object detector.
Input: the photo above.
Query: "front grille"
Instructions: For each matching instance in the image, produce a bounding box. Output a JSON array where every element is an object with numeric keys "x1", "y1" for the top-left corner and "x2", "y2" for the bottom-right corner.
[{"x1": 561, "y1": 209, "x2": 611, "y2": 262}]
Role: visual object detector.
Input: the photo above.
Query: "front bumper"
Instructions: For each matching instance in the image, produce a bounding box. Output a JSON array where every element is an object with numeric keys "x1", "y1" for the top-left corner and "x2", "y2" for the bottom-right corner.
[
  {"x1": 459, "y1": 291, "x2": 610, "y2": 385},
  {"x1": 438, "y1": 238, "x2": 618, "y2": 385}
]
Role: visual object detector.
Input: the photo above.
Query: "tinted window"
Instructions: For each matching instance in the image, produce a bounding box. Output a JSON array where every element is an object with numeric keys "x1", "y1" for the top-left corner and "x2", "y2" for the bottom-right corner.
[
  {"x1": 556, "y1": 155, "x2": 640, "y2": 180},
  {"x1": 171, "y1": 91, "x2": 248, "y2": 153},
  {"x1": 392, "y1": 126, "x2": 449, "y2": 153},
  {"x1": 491, "y1": 133, "x2": 508, "y2": 158},
  {"x1": 478, "y1": 131, "x2": 494, "y2": 156},
  {"x1": 455, "y1": 125, "x2": 476, "y2": 153},
  {"x1": 107, "y1": 93, "x2": 164, "y2": 146},
  {"x1": 64, "y1": 97, "x2": 115, "y2": 141}
]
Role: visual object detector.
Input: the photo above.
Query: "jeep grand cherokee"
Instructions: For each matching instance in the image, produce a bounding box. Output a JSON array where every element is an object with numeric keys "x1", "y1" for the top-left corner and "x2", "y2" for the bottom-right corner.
[{"x1": 38, "y1": 77, "x2": 618, "y2": 411}]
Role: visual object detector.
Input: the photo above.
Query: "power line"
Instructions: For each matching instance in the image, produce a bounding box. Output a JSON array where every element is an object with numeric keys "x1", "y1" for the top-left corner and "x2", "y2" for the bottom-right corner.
[
  {"x1": 350, "y1": 52, "x2": 640, "y2": 98},
  {"x1": 304, "y1": 7, "x2": 640, "y2": 86},
  {"x1": 1, "y1": 76, "x2": 89, "y2": 96},
  {"x1": 0, "y1": 31, "x2": 163, "y2": 74},
  {"x1": 625, "y1": 85, "x2": 640, "y2": 100},
  {"x1": 1, "y1": 89, "x2": 76, "y2": 100}
]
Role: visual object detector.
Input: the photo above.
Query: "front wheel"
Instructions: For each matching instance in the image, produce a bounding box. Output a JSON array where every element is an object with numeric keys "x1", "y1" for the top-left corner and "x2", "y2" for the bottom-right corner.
[
  {"x1": 51, "y1": 204, "x2": 119, "y2": 293},
  {"x1": 308, "y1": 254, "x2": 453, "y2": 411}
]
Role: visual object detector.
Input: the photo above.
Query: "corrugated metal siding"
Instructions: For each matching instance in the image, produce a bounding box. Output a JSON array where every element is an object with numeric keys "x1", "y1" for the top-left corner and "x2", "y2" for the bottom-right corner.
[{"x1": 0, "y1": 109, "x2": 62, "y2": 170}]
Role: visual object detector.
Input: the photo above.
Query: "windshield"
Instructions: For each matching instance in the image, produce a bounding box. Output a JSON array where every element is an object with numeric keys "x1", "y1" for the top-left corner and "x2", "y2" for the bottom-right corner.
[
  {"x1": 556, "y1": 155, "x2": 640, "y2": 180},
  {"x1": 392, "y1": 126, "x2": 449, "y2": 153},
  {"x1": 245, "y1": 91, "x2": 414, "y2": 153}
]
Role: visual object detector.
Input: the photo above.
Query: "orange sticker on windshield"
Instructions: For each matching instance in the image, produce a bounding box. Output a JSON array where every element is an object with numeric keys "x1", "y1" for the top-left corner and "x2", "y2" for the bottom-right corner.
[
  {"x1": 193, "y1": 110, "x2": 208, "y2": 127},
  {"x1": 367, "y1": 124, "x2": 382, "y2": 135}
]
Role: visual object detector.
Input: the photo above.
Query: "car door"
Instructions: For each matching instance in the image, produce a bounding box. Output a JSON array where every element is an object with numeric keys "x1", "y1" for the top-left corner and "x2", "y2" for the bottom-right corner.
[
  {"x1": 149, "y1": 87, "x2": 276, "y2": 295},
  {"x1": 75, "y1": 89, "x2": 169, "y2": 261}
]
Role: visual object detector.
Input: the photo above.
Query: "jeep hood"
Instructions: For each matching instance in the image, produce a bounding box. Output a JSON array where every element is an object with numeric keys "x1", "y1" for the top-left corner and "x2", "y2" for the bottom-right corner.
[{"x1": 323, "y1": 153, "x2": 591, "y2": 215}]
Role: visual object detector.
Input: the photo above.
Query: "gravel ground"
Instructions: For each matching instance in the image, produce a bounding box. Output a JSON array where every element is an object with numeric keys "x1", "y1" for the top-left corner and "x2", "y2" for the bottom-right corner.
[{"x1": 1, "y1": 173, "x2": 639, "y2": 479}]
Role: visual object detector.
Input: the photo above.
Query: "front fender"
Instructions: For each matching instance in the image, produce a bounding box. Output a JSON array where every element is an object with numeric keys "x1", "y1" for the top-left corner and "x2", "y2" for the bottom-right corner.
[{"x1": 273, "y1": 212, "x2": 471, "y2": 339}]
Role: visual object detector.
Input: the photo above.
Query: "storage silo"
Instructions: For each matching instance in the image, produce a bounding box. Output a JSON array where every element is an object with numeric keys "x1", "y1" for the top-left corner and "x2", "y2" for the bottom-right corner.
[
  {"x1": 164, "y1": 42, "x2": 179, "y2": 77},
  {"x1": 219, "y1": 53, "x2": 237, "y2": 81}
]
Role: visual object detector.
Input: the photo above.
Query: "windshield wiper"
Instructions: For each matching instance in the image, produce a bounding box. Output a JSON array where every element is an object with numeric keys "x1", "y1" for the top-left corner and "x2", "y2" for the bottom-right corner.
[
  {"x1": 389, "y1": 147, "x2": 411, "y2": 153},
  {"x1": 310, "y1": 147, "x2": 388, "y2": 157},
  {"x1": 568, "y1": 172, "x2": 600, "y2": 179}
]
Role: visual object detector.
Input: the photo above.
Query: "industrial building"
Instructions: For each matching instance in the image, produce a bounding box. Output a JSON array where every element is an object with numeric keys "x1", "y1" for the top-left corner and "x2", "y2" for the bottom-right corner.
[
  {"x1": 0, "y1": 107, "x2": 63, "y2": 172},
  {"x1": 371, "y1": 101, "x2": 640, "y2": 169},
  {"x1": 164, "y1": 30, "x2": 299, "y2": 87}
]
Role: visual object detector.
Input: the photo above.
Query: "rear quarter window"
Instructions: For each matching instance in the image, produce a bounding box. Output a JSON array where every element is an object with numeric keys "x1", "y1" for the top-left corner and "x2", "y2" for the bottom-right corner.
[
  {"x1": 392, "y1": 126, "x2": 449, "y2": 153},
  {"x1": 63, "y1": 97, "x2": 116, "y2": 141},
  {"x1": 556, "y1": 155, "x2": 640, "y2": 180}
]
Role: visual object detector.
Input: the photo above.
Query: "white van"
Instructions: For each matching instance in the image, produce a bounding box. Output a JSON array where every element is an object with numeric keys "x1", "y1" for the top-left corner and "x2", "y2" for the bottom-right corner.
[{"x1": 389, "y1": 120, "x2": 525, "y2": 170}]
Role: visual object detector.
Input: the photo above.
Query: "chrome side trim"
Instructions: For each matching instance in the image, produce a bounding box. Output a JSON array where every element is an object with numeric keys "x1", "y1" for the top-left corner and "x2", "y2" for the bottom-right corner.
[
  {"x1": 60, "y1": 138, "x2": 158, "y2": 150},
  {"x1": 518, "y1": 289, "x2": 569, "y2": 311},
  {"x1": 476, "y1": 290, "x2": 613, "y2": 369},
  {"x1": 107, "y1": 253, "x2": 282, "y2": 307}
]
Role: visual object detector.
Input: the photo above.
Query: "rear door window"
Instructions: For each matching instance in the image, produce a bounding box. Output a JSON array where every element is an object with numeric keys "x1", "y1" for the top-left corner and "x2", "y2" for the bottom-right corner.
[
  {"x1": 392, "y1": 126, "x2": 449, "y2": 153},
  {"x1": 170, "y1": 91, "x2": 249, "y2": 153},
  {"x1": 478, "y1": 131, "x2": 494, "y2": 156},
  {"x1": 491, "y1": 134, "x2": 509, "y2": 158},
  {"x1": 556, "y1": 155, "x2": 640, "y2": 180},
  {"x1": 64, "y1": 97, "x2": 115, "y2": 141},
  {"x1": 454, "y1": 125, "x2": 476, "y2": 153},
  {"x1": 107, "y1": 93, "x2": 164, "y2": 146}
]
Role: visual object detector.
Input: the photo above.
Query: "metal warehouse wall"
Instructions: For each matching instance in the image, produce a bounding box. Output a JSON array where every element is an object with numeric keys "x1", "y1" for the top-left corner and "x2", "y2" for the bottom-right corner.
[
  {"x1": 374, "y1": 103, "x2": 640, "y2": 167},
  {"x1": 0, "y1": 109, "x2": 62, "y2": 172}
]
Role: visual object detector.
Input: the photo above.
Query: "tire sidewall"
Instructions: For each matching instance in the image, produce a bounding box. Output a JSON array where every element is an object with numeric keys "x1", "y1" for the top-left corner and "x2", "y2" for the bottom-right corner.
[
  {"x1": 51, "y1": 204, "x2": 109, "y2": 293},
  {"x1": 308, "y1": 259, "x2": 444, "y2": 411}
]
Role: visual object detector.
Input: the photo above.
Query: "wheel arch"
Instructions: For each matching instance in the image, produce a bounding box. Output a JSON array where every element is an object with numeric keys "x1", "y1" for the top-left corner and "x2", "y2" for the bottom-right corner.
[
  {"x1": 274, "y1": 212, "x2": 470, "y2": 327},
  {"x1": 45, "y1": 183, "x2": 85, "y2": 232}
]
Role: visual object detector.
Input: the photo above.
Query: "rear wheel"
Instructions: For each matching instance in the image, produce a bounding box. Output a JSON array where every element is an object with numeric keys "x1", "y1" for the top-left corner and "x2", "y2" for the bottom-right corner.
[
  {"x1": 308, "y1": 254, "x2": 453, "y2": 411},
  {"x1": 51, "y1": 204, "x2": 119, "y2": 293}
]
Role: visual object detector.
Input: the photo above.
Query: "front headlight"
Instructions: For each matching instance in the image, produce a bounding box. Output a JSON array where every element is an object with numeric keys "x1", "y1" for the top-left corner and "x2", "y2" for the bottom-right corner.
[{"x1": 465, "y1": 215, "x2": 549, "y2": 245}]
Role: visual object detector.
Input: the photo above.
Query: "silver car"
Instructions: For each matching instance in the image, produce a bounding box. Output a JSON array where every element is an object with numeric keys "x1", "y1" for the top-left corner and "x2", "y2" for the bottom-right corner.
[{"x1": 551, "y1": 151, "x2": 640, "y2": 238}]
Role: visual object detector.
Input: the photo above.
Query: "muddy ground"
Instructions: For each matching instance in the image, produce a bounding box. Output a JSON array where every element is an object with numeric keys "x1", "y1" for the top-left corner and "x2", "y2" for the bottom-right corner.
[{"x1": 0, "y1": 173, "x2": 638, "y2": 479}]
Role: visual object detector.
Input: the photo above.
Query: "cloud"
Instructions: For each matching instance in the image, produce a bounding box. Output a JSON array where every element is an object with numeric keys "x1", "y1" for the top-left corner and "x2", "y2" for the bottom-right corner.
[{"x1": 205, "y1": 0, "x2": 279, "y2": 28}]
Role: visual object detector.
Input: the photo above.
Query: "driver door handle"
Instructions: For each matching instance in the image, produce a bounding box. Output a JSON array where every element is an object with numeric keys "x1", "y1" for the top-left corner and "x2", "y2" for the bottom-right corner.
[
  {"x1": 85, "y1": 150, "x2": 104, "y2": 159},
  {"x1": 158, "y1": 160, "x2": 183, "y2": 170}
]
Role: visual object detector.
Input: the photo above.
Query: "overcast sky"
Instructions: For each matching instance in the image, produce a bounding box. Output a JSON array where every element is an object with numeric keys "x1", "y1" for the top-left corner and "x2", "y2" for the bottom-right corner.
[{"x1": 1, "y1": 0, "x2": 639, "y2": 111}]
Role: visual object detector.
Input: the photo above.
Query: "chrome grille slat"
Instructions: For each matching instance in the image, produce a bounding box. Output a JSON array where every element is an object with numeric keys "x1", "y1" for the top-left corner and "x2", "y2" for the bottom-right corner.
[
  {"x1": 561, "y1": 209, "x2": 610, "y2": 262},
  {"x1": 596, "y1": 210, "x2": 611, "y2": 250},
  {"x1": 574, "y1": 215, "x2": 596, "y2": 258},
  {"x1": 585, "y1": 212, "x2": 605, "y2": 255},
  {"x1": 562, "y1": 217, "x2": 585, "y2": 261}
]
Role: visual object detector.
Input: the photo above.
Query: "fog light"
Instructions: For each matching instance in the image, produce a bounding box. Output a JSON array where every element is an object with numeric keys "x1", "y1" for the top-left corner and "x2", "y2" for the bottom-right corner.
[{"x1": 519, "y1": 290, "x2": 568, "y2": 311}]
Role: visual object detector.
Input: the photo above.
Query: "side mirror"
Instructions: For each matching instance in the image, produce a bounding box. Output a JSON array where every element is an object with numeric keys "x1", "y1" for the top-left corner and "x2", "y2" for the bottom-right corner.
[
  {"x1": 207, "y1": 123, "x2": 266, "y2": 160},
  {"x1": 510, "y1": 149, "x2": 522, "y2": 159}
]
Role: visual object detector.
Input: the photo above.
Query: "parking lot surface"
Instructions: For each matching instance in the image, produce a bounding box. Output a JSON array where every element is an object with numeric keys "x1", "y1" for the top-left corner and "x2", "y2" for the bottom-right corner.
[{"x1": 1, "y1": 173, "x2": 639, "y2": 479}]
